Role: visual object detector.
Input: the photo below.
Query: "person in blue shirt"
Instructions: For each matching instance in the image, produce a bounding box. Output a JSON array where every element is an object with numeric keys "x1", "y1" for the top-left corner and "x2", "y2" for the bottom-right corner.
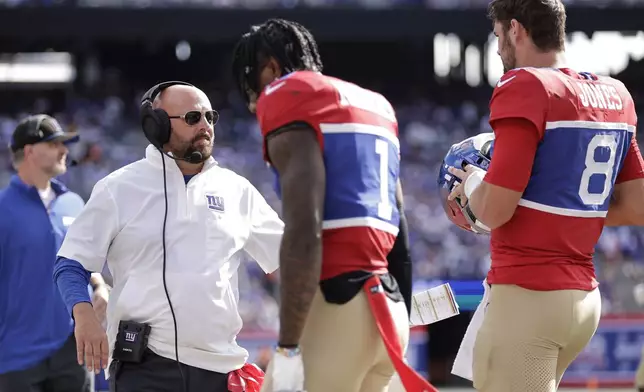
[{"x1": 0, "y1": 115, "x2": 109, "y2": 392}]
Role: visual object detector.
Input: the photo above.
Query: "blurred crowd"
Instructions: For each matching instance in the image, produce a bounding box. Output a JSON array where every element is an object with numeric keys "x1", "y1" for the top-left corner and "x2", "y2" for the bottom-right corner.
[
  {"x1": 2, "y1": 0, "x2": 644, "y2": 8},
  {"x1": 0, "y1": 84, "x2": 643, "y2": 332}
]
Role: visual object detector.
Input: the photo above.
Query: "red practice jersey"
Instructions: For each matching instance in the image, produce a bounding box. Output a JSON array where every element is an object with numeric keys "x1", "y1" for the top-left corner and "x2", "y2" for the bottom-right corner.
[
  {"x1": 255, "y1": 71, "x2": 401, "y2": 280},
  {"x1": 484, "y1": 67, "x2": 644, "y2": 291}
]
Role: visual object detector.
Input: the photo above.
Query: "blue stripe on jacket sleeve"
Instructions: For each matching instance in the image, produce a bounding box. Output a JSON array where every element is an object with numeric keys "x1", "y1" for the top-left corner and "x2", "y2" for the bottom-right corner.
[{"x1": 53, "y1": 257, "x2": 92, "y2": 317}]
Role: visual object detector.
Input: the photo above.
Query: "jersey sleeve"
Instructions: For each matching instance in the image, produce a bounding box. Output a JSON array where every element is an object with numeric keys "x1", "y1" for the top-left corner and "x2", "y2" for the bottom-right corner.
[
  {"x1": 489, "y1": 69, "x2": 549, "y2": 139},
  {"x1": 616, "y1": 134, "x2": 644, "y2": 183},
  {"x1": 255, "y1": 77, "x2": 326, "y2": 162},
  {"x1": 613, "y1": 83, "x2": 644, "y2": 184},
  {"x1": 484, "y1": 117, "x2": 541, "y2": 192}
]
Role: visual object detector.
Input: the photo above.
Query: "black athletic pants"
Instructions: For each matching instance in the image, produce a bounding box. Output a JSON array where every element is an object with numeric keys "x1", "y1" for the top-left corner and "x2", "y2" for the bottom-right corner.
[
  {"x1": 0, "y1": 334, "x2": 91, "y2": 392},
  {"x1": 109, "y1": 349, "x2": 229, "y2": 392}
]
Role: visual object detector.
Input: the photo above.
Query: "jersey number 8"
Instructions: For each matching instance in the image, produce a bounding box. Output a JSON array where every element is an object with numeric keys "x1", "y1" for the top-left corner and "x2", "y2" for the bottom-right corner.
[{"x1": 578, "y1": 134, "x2": 618, "y2": 205}]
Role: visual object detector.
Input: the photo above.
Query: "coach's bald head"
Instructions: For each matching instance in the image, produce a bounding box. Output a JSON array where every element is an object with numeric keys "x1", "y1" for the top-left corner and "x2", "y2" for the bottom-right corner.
[
  {"x1": 152, "y1": 84, "x2": 209, "y2": 111},
  {"x1": 154, "y1": 85, "x2": 216, "y2": 173}
]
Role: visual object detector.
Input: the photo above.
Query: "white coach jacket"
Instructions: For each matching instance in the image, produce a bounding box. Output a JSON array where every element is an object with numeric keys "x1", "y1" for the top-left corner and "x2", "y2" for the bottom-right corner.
[{"x1": 58, "y1": 145, "x2": 284, "y2": 374}]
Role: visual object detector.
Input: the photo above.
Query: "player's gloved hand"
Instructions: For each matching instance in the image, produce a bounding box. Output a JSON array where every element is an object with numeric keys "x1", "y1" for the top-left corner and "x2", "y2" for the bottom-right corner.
[{"x1": 271, "y1": 346, "x2": 305, "y2": 392}]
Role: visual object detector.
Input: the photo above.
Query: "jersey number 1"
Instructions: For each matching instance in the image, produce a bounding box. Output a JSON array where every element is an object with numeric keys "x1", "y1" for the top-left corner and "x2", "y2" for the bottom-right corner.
[
  {"x1": 333, "y1": 79, "x2": 396, "y2": 221},
  {"x1": 578, "y1": 134, "x2": 618, "y2": 205},
  {"x1": 375, "y1": 139, "x2": 393, "y2": 221}
]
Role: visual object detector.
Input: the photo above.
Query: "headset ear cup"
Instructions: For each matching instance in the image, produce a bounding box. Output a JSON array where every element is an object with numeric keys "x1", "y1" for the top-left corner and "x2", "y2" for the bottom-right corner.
[
  {"x1": 140, "y1": 101, "x2": 162, "y2": 149},
  {"x1": 140, "y1": 80, "x2": 194, "y2": 149},
  {"x1": 154, "y1": 108, "x2": 171, "y2": 146}
]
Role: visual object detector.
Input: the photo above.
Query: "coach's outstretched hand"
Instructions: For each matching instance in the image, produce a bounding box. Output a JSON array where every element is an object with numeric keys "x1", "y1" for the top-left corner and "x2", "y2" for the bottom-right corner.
[{"x1": 72, "y1": 302, "x2": 109, "y2": 374}]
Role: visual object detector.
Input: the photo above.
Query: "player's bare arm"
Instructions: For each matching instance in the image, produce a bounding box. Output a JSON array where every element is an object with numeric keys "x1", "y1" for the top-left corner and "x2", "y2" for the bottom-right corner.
[
  {"x1": 266, "y1": 126, "x2": 325, "y2": 347},
  {"x1": 467, "y1": 178, "x2": 522, "y2": 229},
  {"x1": 606, "y1": 179, "x2": 644, "y2": 226}
]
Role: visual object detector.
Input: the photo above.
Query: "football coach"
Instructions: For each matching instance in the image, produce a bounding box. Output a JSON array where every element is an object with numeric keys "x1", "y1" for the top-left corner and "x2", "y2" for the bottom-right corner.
[
  {"x1": 53, "y1": 81, "x2": 283, "y2": 392},
  {"x1": 0, "y1": 114, "x2": 108, "y2": 392}
]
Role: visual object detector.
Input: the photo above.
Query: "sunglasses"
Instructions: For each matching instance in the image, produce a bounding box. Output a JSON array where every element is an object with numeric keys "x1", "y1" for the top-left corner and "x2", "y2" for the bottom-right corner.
[{"x1": 168, "y1": 110, "x2": 219, "y2": 126}]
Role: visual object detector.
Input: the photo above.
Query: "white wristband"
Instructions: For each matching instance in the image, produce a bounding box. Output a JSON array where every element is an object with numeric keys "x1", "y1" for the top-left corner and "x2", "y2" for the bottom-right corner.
[{"x1": 463, "y1": 170, "x2": 485, "y2": 199}]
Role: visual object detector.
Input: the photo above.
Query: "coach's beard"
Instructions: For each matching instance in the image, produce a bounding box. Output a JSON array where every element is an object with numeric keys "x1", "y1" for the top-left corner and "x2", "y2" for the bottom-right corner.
[{"x1": 176, "y1": 134, "x2": 213, "y2": 162}]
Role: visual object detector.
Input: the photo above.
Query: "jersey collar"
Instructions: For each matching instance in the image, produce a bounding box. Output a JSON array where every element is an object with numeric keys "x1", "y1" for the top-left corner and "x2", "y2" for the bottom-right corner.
[{"x1": 10, "y1": 175, "x2": 68, "y2": 196}]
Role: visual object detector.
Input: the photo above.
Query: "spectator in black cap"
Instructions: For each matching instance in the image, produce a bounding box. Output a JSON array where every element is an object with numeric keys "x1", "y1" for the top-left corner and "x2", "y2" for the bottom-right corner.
[{"x1": 0, "y1": 114, "x2": 108, "y2": 392}]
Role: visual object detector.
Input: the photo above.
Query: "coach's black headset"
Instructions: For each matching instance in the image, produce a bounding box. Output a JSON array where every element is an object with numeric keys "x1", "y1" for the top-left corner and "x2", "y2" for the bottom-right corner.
[{"x1": 139, "y1": 81, "x2": 204, "y2": 392}]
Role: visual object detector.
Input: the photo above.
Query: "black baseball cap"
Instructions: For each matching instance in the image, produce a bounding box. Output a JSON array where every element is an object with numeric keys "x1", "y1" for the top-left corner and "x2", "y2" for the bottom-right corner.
[{"x1": 9, "y1": 114, "x2": 80, "y2": 153}]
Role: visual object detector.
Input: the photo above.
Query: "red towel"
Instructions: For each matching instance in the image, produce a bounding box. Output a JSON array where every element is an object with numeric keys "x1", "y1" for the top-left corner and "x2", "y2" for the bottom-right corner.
[
  {"x1": 363, "y1": 275, "x2": 440, "y2": 392},
  {"x1": 227, "y1": 363, "x2": 265, "y2": 392}
]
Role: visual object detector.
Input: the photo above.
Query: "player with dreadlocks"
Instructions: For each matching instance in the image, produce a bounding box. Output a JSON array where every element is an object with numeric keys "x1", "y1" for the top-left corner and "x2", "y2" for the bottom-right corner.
[{"x1": 232, "y1": 19, "x2": 438, "y2": 392}]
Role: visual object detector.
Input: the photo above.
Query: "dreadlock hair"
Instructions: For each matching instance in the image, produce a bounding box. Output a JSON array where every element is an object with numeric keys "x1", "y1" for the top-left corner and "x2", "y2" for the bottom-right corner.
[{"x1": 232, "y1": 19, "x2": 324, "y2": 103}]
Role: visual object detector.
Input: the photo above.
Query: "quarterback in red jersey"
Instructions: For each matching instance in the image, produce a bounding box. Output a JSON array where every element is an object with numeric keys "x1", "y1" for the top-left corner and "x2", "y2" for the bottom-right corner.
[
  {"x1": 232, "y1": 19, "x2": 437, "y2": 392},
  {"x1": 445, "y1": 0, "x2": 644, "y2": 391}
]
